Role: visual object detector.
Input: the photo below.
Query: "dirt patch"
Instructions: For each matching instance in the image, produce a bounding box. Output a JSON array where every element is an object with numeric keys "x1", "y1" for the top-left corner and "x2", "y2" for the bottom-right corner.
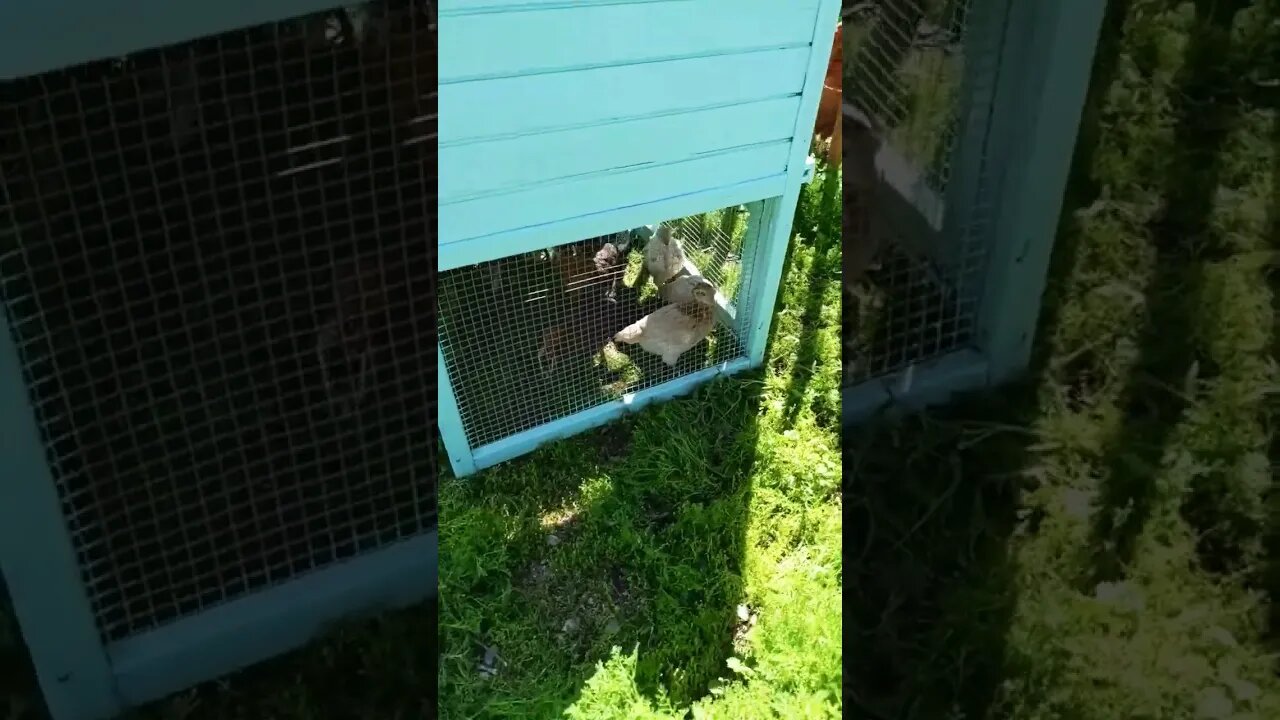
[{"x1": 591, "y1": 421, "x2": 634, "y2": 462}]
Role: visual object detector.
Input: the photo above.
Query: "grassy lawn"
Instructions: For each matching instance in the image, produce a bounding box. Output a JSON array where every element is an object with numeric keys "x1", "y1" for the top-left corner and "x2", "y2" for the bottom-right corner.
[
  {"x1": 436, "y1": 173, "x2": 844, "y2": 718},
  {"x1": 845, "y1": 1, "x2": 1280, "y2": 718}
]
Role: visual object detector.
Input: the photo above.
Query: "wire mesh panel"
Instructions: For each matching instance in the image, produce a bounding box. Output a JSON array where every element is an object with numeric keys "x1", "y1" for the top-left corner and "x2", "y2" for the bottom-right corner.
[
  {"x1": 842, "y1": 0, "x2": 1005, "y2": 385},
  {"x1": 0, "y1": 0, "x2": 436, "y2": 644},
  {"x1": 440, "y1": 205, "x2": 758, "y2": 450}
]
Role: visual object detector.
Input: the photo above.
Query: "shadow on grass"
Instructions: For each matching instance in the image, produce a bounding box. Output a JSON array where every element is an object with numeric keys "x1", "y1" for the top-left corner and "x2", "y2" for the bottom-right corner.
[
  {"x1": 1085, "y1": 0, "x2": 1252, "y2": 586},
  {"x1": 0, "y1": 578, "x2": 45, "y2": 720},
  {"x1": 0, "y1": 589, "x2": 438, "y2": 720},
  {"x1": 1261, "y1": 29, "x2": 1280, "y2": 651},
  {"x1": 843, "y1": 390, "x2": 1027, "y2": 720},
  {"x1": 437, "y1": 373, "x2": 762, "y2": 718},
  {"x1": 782, "y1": 167, "x2": 841, "y2": 427},
  {"x1": 138, "y1": 600, "x2": 439, "y2": 720}
]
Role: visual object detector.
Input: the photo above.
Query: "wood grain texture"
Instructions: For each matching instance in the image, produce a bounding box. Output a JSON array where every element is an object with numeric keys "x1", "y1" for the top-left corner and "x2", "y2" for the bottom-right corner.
[
  {"x1": 438, "y1": 47, "x2": 810, "y2": 143},
  {"x1": 437, "y1": 0, "x2": 842, "y2": 475},
  {"x1": 440, "y1": 141, "x2": 793, "y2": 244},
  {"x1": 439, "y1": 0, "x2": 821, "y2": 82},
  {"x1": 440, "y1": 97, "x2": 801, "y2": 203}
]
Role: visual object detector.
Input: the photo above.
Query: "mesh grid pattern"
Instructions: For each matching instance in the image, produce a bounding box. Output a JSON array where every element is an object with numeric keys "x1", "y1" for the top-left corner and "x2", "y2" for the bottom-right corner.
[
  {"x1": 440, "y1": 205, "x2": 757, "y2": 450},
  {"x1": 844, "y1": 0, "x2": 972, "y2": 189},
  {"x1": 0, "y1": 1, "x2": 437, "y2": 642},
  {"x1": 842, "y1": 0, "x2": 1003, "y2": 386}
]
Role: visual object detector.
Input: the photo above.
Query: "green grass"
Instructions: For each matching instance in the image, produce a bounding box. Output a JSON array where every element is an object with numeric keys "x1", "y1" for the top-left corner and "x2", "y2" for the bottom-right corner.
[{"x1": 437, "y1": 172, "x2": 844, "y2": 719}]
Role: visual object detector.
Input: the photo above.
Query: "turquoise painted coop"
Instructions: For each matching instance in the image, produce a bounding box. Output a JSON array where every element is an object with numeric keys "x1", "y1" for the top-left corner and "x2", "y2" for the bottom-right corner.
[
  {"x1": 437, "y1": 0, "x2": 842, "y2": 477},
  {"x1": 839, "y1": 0, "x2": 1108, "y2": 423},
  {"x1": 0, "y1": 2, "x2": 436, "y2": 719}
]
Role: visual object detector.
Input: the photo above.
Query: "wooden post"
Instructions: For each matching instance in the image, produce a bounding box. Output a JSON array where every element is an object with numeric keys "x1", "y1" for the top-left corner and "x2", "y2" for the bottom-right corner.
[{"x1": 976, "y1": 0, "x2": 1108, "y2": 384}]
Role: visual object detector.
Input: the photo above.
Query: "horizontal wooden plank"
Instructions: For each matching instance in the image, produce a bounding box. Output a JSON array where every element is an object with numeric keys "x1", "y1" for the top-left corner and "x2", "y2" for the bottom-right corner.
[
  {"x1": 439, "y1": 175, "x2": 785, "y2": 269},
  {"x1": 439, "y1": 0, "x2": 820, "y2": 82},
  {"x1": 0, "y1": 0, "x2": 340, "y2": 79},
  {"x1": 440, "y1": 97, "x2": 801, "y2": 202},
  {"x1": 439, "y1": 47, "x2": 810, "y2": 142},
  {"x1": 842, "y1": 349, "x2": 989, "y2": 427},
  {"x1": 440, "y1": 140, "x2": 791, "y2": 245},
  {"x1": 439, "y1": 0, "x2": 668, "y2": 14}
]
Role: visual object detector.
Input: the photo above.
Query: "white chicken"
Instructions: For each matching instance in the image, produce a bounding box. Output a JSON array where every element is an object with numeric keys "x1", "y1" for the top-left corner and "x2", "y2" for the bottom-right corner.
[{"x1": 631, "y1": 224, "x2": 686, "y2": 293}]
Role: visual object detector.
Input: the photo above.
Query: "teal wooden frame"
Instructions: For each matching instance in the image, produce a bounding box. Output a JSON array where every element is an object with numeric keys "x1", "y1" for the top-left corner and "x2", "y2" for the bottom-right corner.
[
  {"x1": 437, "y1": 0, "x2": 841, "y2": 478},
  {"x1": 841, "y1": 0, "x2": 1108, "y2": 423},
  {"x1": 0, "y1": 0, "x2": 343, "y2": 80},
  {"x1": 0, "y1": 2, "x2": 438, "y2": 718},
  {"x1": 2, "y1": 309, "x2": 438, "y2": 720}
]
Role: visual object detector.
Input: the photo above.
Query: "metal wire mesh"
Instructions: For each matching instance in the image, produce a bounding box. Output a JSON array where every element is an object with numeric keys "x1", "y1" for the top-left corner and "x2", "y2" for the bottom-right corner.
[
  {"x1": 440, "y1": 205, "x2": 757, "y2": 450},
  {"x1": 0, "y1": 0, "x2": 437, "y2": 643},
  {"x1": 844, "y1": 0, "x2": 971, "y2": 189},
  {"x1": 842, "y1": 0, "x2": 1003, "y2": 385}
]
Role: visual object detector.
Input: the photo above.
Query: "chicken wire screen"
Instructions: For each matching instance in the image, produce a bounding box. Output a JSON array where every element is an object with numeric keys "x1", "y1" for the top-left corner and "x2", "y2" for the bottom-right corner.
[
  {"x1": 842, "y1": 0, "x2": 1002, "y2": 385},
  {"x1": 440, "y1": 205, "x2": 759, "y2": 450},
  {"x1": 0, "y1": 0, "x2": 437, "y2": 643}
]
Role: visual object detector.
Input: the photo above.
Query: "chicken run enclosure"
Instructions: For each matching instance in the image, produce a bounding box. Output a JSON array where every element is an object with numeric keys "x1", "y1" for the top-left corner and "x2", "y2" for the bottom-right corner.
[
  {"x1": 840, "y1": 0, "x2": 1106, "y2": 422},
  {"x1": 437, "y1": 0, "x2": 842, "y2": 477},
  {"x1": 0, "y1": 2, "x2": 437, "y2": 719}
]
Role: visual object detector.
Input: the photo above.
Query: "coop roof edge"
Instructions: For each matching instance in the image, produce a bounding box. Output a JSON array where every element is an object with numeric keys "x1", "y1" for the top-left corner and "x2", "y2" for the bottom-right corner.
[{"x1": 0, "y1": 0, "x2": 347, "y2": 80}]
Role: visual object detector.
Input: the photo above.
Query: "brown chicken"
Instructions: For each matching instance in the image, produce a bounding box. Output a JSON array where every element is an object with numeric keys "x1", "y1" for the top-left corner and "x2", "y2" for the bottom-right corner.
[
  {"x1": 537, "y1": 288, "x2": 645, "y2": 378},
  {"x1": 315, "y1": 256, "x2": 390, "y2": 416},
  {"x1": 613, "y1": 276, "x2": 717, "y2": 367},
  {"x1": 813, "y1": 24, "x2": 843, "y2": 169}
]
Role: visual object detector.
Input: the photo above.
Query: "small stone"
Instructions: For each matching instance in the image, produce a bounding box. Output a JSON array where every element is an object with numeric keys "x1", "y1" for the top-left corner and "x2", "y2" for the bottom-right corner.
[
  {"x1": 562, "y1": 617, "x2": 579, "y2": 633},
  {"x1": 1196, "y1": 687, "x2": 1232, "y2": 720},
  {"x1": 1060, "y1": 488, "x2": 1093, "y2": 520},
  {"x1": 1228, "y1": 677, "x2": 1260, "y2": 702},
  {"x1": 547, "y1": 534, "x2": 560, "y2": 547},
  {"x1": 736, "y1": 604, "x2": 750, "y2": 622},
  {"x1": 1204, "y1": 626, "x2": 1237, "y2": 647},
  {"x1": 478, "y1": 646, "x2": 500, "y2": 680},
  {"x1": 604, "y1": 619, "x2": 621, "y2": 635}
]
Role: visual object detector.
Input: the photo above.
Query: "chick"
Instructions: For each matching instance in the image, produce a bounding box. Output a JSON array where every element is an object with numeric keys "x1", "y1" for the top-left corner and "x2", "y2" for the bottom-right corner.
[
  {"x1": 613, "y1": 276, "x2": 717, "y2": 367},
  {"x1": 592, "y1": 234, "x2": 632, "y2": 302},
  {"x1": 553, "y1": 234, "x2": 632, "y2": 302},
  {"x1": 631, "y1": 224, "x2": 686, "y2": 294},
  {"x1": 536, "y1": 326, "x2": 568, "y2": 377}
]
